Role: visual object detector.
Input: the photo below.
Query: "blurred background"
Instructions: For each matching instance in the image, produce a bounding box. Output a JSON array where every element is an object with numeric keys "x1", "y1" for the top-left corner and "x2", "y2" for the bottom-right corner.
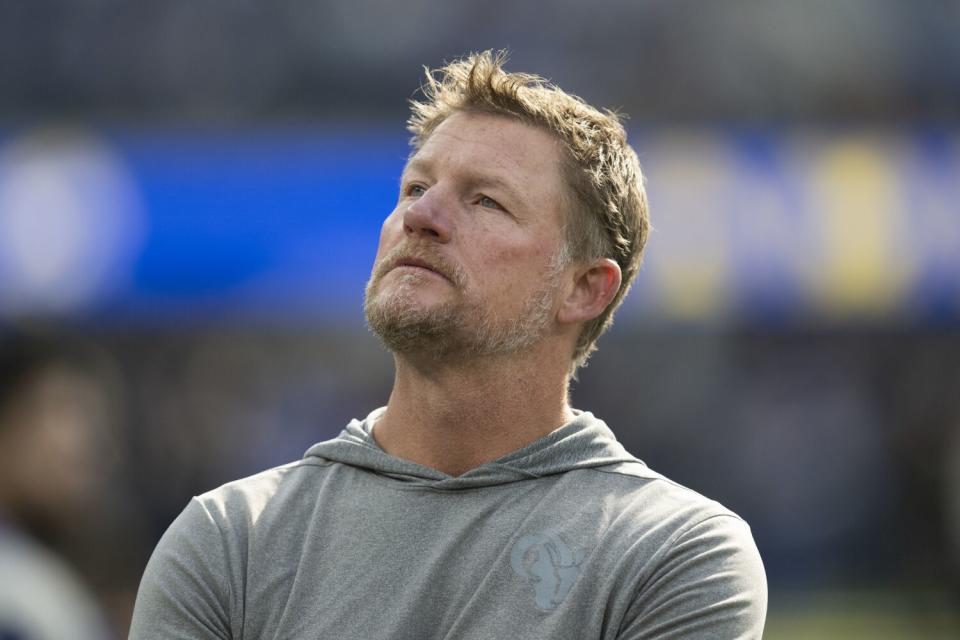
[{"x1": 1, "y1": 0, "x2": 959, "y2": 637}]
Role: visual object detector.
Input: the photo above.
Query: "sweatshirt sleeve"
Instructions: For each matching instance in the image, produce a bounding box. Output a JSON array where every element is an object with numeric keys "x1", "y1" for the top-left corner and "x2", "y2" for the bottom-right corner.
[
  {"x1": 617, "y1": 514, "x2": 767, "y2": 640},
  {"x1": 129, "y1": 498, "x2": 235, "y2": 640}
]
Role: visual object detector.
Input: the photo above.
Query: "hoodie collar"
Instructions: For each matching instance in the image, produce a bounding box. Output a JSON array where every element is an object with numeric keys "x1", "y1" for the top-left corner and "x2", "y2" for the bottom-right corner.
[{"x1": 302, "y1": 408, "x2": 639, "y2": 490}]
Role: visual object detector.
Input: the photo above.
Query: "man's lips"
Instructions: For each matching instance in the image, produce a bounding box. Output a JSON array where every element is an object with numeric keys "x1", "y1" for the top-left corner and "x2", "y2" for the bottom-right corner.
[{"x1": 390, "y1": 256, "x2": 450, "y2": 281}]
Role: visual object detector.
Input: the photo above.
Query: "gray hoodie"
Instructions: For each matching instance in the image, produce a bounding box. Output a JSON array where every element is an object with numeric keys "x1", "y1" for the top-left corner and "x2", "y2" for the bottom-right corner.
[{"x1": 129, "y1": 409, "x2": 767, "y2": 639}]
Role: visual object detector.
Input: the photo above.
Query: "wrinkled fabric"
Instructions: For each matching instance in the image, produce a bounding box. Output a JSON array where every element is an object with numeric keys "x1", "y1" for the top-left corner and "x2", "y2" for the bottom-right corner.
[{"x1": 130, "y1": 409, "x2": 767, "y2": 639}]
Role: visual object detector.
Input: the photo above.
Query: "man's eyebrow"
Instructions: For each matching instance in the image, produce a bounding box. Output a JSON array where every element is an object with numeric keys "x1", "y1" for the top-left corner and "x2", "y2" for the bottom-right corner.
[
  {"x1": 465, "y1": 175, "x2": 523, "y2": 206},
  {"x1": 401, "y1": 157, "x2": 429, "y2": 178},
  {"x1": 401, "y1": 157, "x2": 524, "y2": 205}
]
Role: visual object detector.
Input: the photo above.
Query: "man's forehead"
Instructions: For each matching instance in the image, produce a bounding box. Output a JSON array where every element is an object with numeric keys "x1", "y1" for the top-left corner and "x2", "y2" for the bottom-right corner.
[{"x1": 403, "y1": 113, "x2": 565, "y2": 187}]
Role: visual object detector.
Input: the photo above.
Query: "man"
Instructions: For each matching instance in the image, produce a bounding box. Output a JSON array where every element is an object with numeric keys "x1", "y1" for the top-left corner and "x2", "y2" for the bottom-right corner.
[
  {"x1": 130, "y1": 51, "x2": 767, "y2": 639},
  {"x1": 0, "y1": 335, "x2": 114, "y2": 640}
]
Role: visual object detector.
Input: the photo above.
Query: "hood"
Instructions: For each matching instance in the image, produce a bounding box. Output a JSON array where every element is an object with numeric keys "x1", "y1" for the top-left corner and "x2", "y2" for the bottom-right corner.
[{"x1": 302, "y1": 408, "x2": 641, "y2": 490}]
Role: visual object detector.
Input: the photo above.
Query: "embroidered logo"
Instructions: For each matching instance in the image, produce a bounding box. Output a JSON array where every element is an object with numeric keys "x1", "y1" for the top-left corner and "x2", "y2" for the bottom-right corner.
[{"x1": 510, "y1": 530, "x2": 584, "y2": 611}]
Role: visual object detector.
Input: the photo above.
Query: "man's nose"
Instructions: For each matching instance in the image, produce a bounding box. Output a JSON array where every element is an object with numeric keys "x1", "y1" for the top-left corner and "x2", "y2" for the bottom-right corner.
[{"x1": 402, "y1": 187, "x2": 452, "y2": 242}]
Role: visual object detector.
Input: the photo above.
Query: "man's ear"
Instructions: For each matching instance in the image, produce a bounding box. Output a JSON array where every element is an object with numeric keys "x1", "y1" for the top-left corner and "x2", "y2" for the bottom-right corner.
[{"x1": 557, "y1": 258, "x2": 622, "y2": 325}]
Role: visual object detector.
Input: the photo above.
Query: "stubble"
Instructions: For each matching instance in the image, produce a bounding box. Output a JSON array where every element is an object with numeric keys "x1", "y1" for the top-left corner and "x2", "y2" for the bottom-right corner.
[{"x1": 364, "y1": 243, "x2": 569, "y2": 360}]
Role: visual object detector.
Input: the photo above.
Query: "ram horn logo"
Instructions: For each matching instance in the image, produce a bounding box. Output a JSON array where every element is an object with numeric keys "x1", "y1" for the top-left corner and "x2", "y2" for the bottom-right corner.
[{"x1": 510, "y1": 531, "x2": 584, "y2": 611}]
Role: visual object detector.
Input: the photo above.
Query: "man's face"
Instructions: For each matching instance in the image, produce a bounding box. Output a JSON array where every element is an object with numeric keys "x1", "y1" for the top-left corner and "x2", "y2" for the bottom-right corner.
[{"x1": 364, "y1": 110, "x2": 571, "y2": 359}]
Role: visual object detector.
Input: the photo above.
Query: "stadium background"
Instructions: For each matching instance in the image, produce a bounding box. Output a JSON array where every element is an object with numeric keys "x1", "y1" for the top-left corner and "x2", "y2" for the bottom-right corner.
[{"x1": 1, "y1": 1, "x2": 959, "y2": 637}]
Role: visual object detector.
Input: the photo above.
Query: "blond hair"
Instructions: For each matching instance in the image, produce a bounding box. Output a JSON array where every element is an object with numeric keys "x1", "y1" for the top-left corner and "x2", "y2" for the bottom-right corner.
[{"x1": 408, "y1": 50, "x2": 650, "y2": 371}]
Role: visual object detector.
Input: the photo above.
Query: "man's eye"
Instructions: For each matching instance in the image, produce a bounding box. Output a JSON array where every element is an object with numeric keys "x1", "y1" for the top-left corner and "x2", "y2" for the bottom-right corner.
[
  {"x1": 478, "y1": 195, "x2": 501, "y2": 210},
  {"x1": 407, "y1": 184, "x2": 426, "y2": 197}
]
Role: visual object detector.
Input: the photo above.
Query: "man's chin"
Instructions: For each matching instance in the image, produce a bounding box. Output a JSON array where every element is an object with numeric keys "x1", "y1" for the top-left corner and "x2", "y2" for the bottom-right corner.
[
  {"x1": 365, "y1": 292, "x2": 453, "y2": 347},
  {"x1": 367, "y1": 316, "x2": 460, "y2": 358},
  {"x1": 364, "y1": 285, "x2": 552, "y2": 360},
  {"x1": 371, "y1": 280, "x2": 452, "y2": 313}
]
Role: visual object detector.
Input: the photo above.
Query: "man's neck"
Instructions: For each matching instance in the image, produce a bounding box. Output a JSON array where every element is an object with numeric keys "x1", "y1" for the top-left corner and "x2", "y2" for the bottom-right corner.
[{"x1": 371, "y1": 347, "x2": 575, "y2": 477}]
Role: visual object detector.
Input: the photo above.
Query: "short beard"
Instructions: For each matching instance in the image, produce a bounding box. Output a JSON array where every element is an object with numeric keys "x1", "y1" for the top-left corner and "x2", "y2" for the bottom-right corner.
[{"x1": 364, "y1": 245, "x2": 569, "y2": 361}]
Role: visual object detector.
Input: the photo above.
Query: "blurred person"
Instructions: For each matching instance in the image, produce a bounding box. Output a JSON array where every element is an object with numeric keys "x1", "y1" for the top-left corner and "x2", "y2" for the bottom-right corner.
[
  {"x1": 0, "y1": 335, "x2": 113, "y2": 639},
  {"x1": 130, "y1": 51, "x2": 766, "y2": 639}
]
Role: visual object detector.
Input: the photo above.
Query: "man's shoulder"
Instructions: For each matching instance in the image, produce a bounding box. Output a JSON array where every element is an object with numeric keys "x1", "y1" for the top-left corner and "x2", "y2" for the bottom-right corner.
[
  {"x1": 193, "y1": 456, "x2": 333, "y2": 524},
  {"x1": 579, "y1": 462, "x2": 767, "y2": 638},
  {"x1": 581, "y1": 459, "x2": 747, "y2": 536}
]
